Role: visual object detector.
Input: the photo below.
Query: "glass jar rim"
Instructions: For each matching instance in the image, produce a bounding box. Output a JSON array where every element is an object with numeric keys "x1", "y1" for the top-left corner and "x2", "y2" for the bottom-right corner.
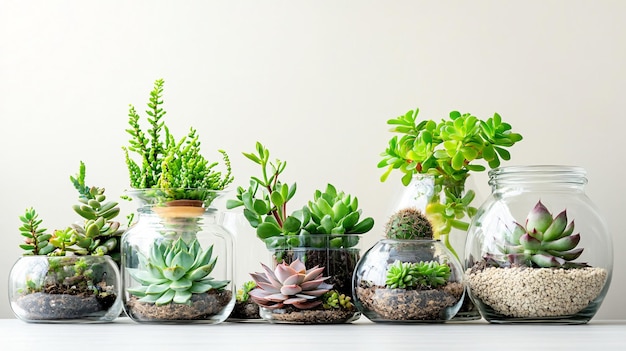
[{"x1": 488, "y1": 165, "x2": 588, "y2": 186}]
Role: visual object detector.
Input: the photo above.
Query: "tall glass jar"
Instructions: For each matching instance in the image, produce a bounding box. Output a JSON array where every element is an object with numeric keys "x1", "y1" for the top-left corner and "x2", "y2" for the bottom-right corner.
[
  {"x1": 121, "y1": 189, "x2": 235, "y2": 324},
  {"x1": 465, "y1": 165, "x2": 613, "y2": 324},
  {"x1": 395, "y1": 174, "x2": 480, "y2": 320}
]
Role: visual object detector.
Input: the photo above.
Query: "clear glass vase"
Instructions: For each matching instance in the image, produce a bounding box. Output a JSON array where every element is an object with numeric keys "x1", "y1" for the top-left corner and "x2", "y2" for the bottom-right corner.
[
  {"x1": 258, "y1": 234, "x2": 362, "y2": 324},
  {"x1": 465, "y1": 165, "x2": 613, "y2": 324},
  {"x1": 353, "y1": 239, "x2": 465, "y2": 322},
  {"x1": 9, "y1": 255, "x2": 123, "y2": 323},
  {"x1": 121, "y1": 189, "x2": 235, "y2": 324},
  {"x1": 394, "y1": 174, "x2": 480, "y2": 320}
]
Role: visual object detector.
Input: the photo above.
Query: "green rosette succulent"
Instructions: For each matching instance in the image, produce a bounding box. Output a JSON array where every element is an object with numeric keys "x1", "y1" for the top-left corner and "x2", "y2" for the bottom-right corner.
[
  {"x1": 385, "y1": 260, "x2": 451, "y2": 289},
  {"x1": 487, "y1": 200, "x2": 586, "y2": 268},
  {"x1": 127, "y1": 238, "x2": 229, "y2": 305}
]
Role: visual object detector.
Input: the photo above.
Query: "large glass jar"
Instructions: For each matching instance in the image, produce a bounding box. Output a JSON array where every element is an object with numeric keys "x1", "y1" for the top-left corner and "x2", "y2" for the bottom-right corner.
[
  {"x1": 121, "y1": 189, "x2": 235, "y2": 324},
  {"x1": 353, "y1": 239, "x2": 465, "y2": 322},
  {"x1": 465, "y1": 165, "x2": 613, "y2": 324},
  {"x1": 257, "y1": 234, "x2": 362, "y2": 324},
  {"x1": 395, "y1": 174, "x2": 480, "y2": 320},
  {"x1": 9, "y1": 255, "x2": 123, "y2": 323}
]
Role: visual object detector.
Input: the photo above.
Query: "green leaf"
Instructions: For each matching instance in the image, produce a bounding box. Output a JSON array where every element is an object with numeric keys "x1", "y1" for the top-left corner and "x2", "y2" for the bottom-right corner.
[
  {"x1": 253, "y1": 199, "x2": 269, "y2": 215},
  {"x1": 257, "y1": 222, "x2": 282, "y2": 239},
  {"x1": 283, "y1": 216, "x2": 302, "y2": 233},
  {"x1": 270, "y1": 191, "x2": 284, "y2": 207},
  {"x1": 350, "y1": 217, "x2": 374, "y2": 233}
]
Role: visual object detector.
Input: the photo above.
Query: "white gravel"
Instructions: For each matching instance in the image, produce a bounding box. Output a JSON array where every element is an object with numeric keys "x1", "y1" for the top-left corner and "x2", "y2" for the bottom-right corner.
[{"x1": 467, "y1": 266, "x2": 607, "y2": 318}]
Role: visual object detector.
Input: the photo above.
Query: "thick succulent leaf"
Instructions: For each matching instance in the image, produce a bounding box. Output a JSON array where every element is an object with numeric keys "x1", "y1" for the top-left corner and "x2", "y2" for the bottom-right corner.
[
  {"x1": 162, "y1": 265, "x2": 187, "y2": 281},
  {"x1": 256, "y1": 281, "x2": 280, "y2": 293},
  {"x1": 155, "y1": 289, "x2": 176, "y2": 305},
  {"x1": 289, "y1": 259, "x2": 307, "y2": 273},
  {"x1": 561, "y1": 220, "x2": 576, "y2": 238},
  {"x1": 260, "y1": 262, "x2": 282, "y2": 287},
  {"x1": 145, "y1": 283, "x2": 170, "y2": 294},
  {"x1": 282, "y1": 215, "x2": 302, "y2": 233},
  {"x1": 300, "y1": 277, "x2": 330, "y2": 291},
  {"x1": 189, "y1": 281, "x2": 216, "y2": 294},
  {"x1": 504, "y1": 223, "x2": 526, "y2": 245},
  {"x1": 170, "y1": 277, "x2": 192, "y2": 291},
  {"x1": 150, "y1": 242, "x2": 166, "y2": 268},
  {"x1": 274, "y1": 263, "x2": 299, "y2": 282},
  {"x1": 339, "y1": 211, "x2": 359, "y2": 231},
  {"x1": 173, "y1": 290, "x2": 192, "y2": 304},
  {"x1": 543, "y1": 210, "x2": 568, "y2": 241},
  {"x1": 525, "y1": 201, "x2": 553, "y2": 233},
  {"x1": 257, "y1": 222, "x2": 282, "y2": 239},
  {"x1": 542, "y1": 233, "x2": 580, "y2": 251},
  {"x1": 303, "y1": 266, "x2": 325, "y2": 282},
  {"x1": 531, "y1": 254, "x2": 565, "y2": 268},
  {"x1": 280, "y1": 284, "x2": 303, "y2": 296},
  {"x1": 187, "y1": 262, "x2": 216, "y2": 281},
  {"x1": 191, "y1": 244, "x2": 214, "y2": 270},
  {"x1": 250, "y1": 271, "x2": 271, "y2": 286},
  {"x1": 547, "y1": 248, "x2": 584, "y2": 261},
  {"x1": 265, "y1": 292, "x2": 289, "y2": 302},
  {"x1": 519, "y1": 233, "x2": 542, "y2": 250},
  {"x1": 171, "y1": 251, "x2": 194, "y2": 272},
  {"x1": 128, "y1": 268, "x2": 168, "y2": 285},
  {"x1": 283, "y1": 296, "x2": 307, "y2": 305},
  {"x1": 350, "y1": 217, "x2": 374, "y2": 233},
  {"x1": 138, "y1": 293, "x2": 162, "y2": 304},
  {"x1": 127, "y1": 286, "x2": 148, "y2": 297},
  {"x1": 282, "y1": 273, "x2": 305, "y2": 286},
  {"x1": 299, "y1": 288, "x2": 330, "y2": 297}
]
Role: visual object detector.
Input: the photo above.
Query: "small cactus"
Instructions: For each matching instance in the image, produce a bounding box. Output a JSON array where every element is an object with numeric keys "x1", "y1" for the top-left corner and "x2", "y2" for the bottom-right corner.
[{"x1": 384, "y1": 207, "x2": 433, "y2": 240}]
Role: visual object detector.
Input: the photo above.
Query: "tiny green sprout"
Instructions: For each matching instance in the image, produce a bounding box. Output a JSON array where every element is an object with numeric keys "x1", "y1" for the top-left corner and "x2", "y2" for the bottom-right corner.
[
  {"x1": 236, "y1": 281, "x2": 257, "y2": 302},
  {"x1": 322, "y1": 290, "x2": 354, "y2": 310}
]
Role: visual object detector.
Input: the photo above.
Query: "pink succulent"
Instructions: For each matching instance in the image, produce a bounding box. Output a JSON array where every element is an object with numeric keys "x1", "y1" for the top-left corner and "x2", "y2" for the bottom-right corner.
[{"x1": 248, "y1": 259, "x2": 333, "y2": 310}]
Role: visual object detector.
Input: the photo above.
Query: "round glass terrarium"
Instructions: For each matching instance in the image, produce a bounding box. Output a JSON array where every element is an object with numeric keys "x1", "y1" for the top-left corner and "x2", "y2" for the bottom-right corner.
[
  {"x1": 121, "y1": 189, "x2": 235, "y2": 324},
  {"x1": 465, "y1": 165, "x2": 613, "y2": 324},
  {"x1": 353, "y1": 239, "x2": 465, "y2": 322},
  {"x1": 9, "y1": 255, "x2": 123, "y2": 323}
]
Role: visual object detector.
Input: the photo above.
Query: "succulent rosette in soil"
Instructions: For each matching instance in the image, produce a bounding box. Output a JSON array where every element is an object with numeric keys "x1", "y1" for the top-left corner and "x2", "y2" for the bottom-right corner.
[{"x1": 466, "y1": 200, "x2": 610, "y2": 322}]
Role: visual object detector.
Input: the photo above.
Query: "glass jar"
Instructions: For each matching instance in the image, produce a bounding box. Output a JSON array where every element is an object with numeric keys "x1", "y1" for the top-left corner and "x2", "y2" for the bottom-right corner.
[
  {"x1": 353, "y1": 239, "x2": 465, "y2": 322},
  {"x1": 394, "y1": 173, "x2": 480, "y2": 320},
  {"x1": 465, "y1": 165, "x2": 613, "y2": 324},
  {"x1": 257, "y1": 234, "x2": 362, "y2": 324},
  {"x1": 121, "y1": 189, "x2": 235, "y2": 324},
  {"x1": 9, "y1": 255, "x2": 123, "y2": 323}
]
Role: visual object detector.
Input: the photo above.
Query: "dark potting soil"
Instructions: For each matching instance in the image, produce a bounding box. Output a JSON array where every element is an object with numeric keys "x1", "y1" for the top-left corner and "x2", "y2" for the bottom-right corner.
[
  {"x1": 264, "y1": 306, "x2": 357, "y2": 324},
  {"x1": 228, "y1": 300, "x2": 261, "y2": 320},
  {"x1": 126, "y1": 289, "x2": 232, "y2": 321},
  {"x1": 275, "y1": 249, "x2": 359, "y2": 296},
  {"x1": 356, "y1": 281, "x2": 464, "y2": 321}
]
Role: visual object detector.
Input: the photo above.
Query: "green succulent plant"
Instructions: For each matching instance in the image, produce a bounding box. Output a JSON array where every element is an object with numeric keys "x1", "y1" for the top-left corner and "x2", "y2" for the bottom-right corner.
[
  {"x1": 486, "y1": 200, "x2": 586, "y2": 269},
  {"x1": 18, "y1": 162, "x2": 125, "y2": 263},
  {"x1": 378, "y1": 108, "x2": 523, "y2": 258},
  {"x1": 123, "y1": 78, "x2": 233, "y2": 204},
  {"x1": 127, "y1": 237, "x2": 229, "y2": 305},
  {"x1": 322, "y1": 290, "x2": 354, "y2": 310},
  {"x1": 385, "y1": 260, "x2": 451, "y2": 289},
  {"x1": 236, "y1": 280, "x2": 257, "y2": 303},
  {"x1": 384, "y1": 207, "x2": 433, "y2": 240},
  {"x1": 226, "y1": 142, "x2": 374, "y2": 250}
]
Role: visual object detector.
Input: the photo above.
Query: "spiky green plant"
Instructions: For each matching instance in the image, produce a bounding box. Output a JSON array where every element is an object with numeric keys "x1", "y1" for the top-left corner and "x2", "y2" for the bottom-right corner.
[
  {"x1": 127, "y1": 238, "x2": 229, "y2": 305},
  {"x1": 487, "y1": 200, "x2": 586, "y2": 268},
  {"x1": 248, "y1": 259, "x2": 333, "y2": 310},
  {"x1": 19, "y1": 207, "x2": 55, "y2": 256},
  {"x1": 384, "y1": 207, "x2": 433, "y2": 240},
  {"x1": 226, "y1": 142, "x2": 374, "y2": 250},
  {"x1": 123, "y1": 78, "x2": 233, "y2": 203},
  {"x1": 18, "y1": 162, "x2": 124, "y2": 263},
  {"x1": 385, "y1": 260, "x2": 451, "y2": 289}
]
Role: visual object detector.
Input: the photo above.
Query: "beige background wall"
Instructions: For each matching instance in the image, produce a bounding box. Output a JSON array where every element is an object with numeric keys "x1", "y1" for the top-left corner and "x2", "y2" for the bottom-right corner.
[{"x1": 1, "y1": 0, "x2": 624, "y2": 319}]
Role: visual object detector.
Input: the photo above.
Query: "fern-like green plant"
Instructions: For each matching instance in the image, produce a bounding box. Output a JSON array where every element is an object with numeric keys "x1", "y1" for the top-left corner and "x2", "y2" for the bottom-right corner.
[{"x1": 123, "y1": 79, "x2": 233, "y2": 203}]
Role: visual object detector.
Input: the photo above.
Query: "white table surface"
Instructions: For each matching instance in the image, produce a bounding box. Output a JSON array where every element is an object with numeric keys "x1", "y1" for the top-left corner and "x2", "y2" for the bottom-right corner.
[{"x1": 1, "y1": 317, "x2": 624, "y2": 350}]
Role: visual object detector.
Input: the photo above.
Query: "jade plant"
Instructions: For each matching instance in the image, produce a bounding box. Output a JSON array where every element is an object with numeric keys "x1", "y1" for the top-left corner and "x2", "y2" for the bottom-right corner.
[
  {"x1": 19, "y1": 161, "x2": 125, "y2": 263},
  {"x1": 126, "y1": 237, "x2": 229, "y2": 305},
  {"x1": 378, "y1": 108, "x2": 523, "y2": 257},
  {"x1": 122, "y1": 78, "x2": 233, "y2": 205},
  {"x1": 486, "y1": 200, "x2": 587, "y2": 269},
  {"x1": 384, "y1": 207, "x2": 433, "y2": 240},
  {"x1": 385, "y1": 260, "x2": 451, "y2": 289},
  {"x1": 226, "y1": 141, "x2": 374, "y2": 250},
  {"x1": 248, "y1": 259, "x2": 333, "y2": 310}
]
